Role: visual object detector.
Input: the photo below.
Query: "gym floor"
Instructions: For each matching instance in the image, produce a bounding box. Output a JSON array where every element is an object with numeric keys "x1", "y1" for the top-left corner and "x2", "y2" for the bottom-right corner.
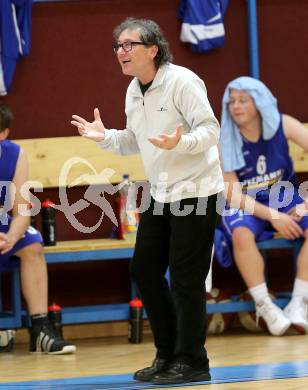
[{"x1": 1, "y1": 329, "x2": 308, "y2": 389}]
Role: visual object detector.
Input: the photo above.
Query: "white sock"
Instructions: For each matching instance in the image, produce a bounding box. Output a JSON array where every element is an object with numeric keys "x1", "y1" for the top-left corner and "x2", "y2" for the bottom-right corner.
[
  {"x1": 292, "y1": 278, "x2": 308, "y2": 301},
  {"x1": 249, "y1": 283, "x2": 269, "y2": 304}
]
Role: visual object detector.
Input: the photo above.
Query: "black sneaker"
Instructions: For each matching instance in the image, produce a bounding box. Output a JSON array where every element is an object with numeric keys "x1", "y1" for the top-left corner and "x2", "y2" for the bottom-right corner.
[
  {"x1": 0, "y1": 330, "x2": 16, "y2": 353},
  {"x1": 29, "y1": 323, "x2": 76, "y2": 355},
  {"x1": 134, "y1": 357, "x2": 170, "y2": 381},
  {"x1": 153, "y1": 361, "x2": 211, "y2": 384}
]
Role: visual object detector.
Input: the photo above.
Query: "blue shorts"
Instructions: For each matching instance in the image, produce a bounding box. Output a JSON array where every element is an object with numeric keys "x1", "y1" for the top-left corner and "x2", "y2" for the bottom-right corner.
[
  {"x1": 221, "y1": 191, "x2": 308, "y2": 241},
  {"x1": 0, "y1": 214, "x2": 43, "y2": 272}
]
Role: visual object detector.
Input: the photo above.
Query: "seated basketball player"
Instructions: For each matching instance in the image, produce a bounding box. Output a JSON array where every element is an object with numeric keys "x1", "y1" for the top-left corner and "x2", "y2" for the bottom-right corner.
[
  {"x1": 0, "y1": 103, "x2": 76, "y2": 354},
  {"x1": 219, "y1": 77, "x2": 308, "y2": 336}
]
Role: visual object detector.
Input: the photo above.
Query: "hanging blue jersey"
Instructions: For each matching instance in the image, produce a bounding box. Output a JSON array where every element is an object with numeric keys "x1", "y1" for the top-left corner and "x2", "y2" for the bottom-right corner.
[
  {"x1": 0, "y1": 140, "x2": 20, "y2": 205},
  {"x1": 235, "y1": 115, "x2": 297, "y2": 203},
  {"x1": 0, "y1": 0, "x2": 33, "y2": 95},
  {"x1": 179, "y1": 0, "x2": 229, "y2": 52},
  {"x1": 14, "y1": 0, "x2": 33, "y2": 56}
]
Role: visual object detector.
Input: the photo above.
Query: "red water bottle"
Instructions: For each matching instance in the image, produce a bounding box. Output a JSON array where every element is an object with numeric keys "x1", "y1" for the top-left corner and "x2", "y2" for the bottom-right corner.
[
  {"x1": 41, "y1": 200, "x2": 56, "y2": 246},
  {"x1": 128, "y1": 298, "x2": 143, "y2": 343},
  {"x1": 48, "y1": 302, "x2": 63, "y2": 337}
]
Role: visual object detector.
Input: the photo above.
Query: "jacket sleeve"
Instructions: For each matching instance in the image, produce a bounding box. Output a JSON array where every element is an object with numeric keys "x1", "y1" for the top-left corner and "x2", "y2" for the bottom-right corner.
[
  {"x1": 96, "y1": 128, "x2": 140, "y2": 156},
  {"x1": 172, "y1": 78, "x2": 220, "y2": 155}
]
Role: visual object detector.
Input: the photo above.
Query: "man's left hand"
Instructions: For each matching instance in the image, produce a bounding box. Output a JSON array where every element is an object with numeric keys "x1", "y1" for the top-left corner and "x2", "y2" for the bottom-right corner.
[
  {"x1": 148, "y1": 123, "x2": 183, "y2": 150},
  {"x1": 0, "y1": 233, "x2": 15, "y2": 255}
]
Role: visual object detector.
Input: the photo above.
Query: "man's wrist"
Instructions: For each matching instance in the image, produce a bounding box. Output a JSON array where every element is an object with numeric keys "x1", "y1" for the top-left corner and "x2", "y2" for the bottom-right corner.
[
  {"x1": 267, "y1": 207, "x2": 281, "y2": 221},
  {"x1": 6, "y1": 231, "x2": 20, "y2": 246},
  {"x1": 96, "y1": 131, "x2": 105, "y2": 142}
]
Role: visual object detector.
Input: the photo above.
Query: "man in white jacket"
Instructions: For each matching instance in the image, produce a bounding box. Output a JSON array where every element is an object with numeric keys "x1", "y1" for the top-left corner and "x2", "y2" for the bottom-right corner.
[{"x1": 71, "y1": 17, "x2": 223, "y2": 385}]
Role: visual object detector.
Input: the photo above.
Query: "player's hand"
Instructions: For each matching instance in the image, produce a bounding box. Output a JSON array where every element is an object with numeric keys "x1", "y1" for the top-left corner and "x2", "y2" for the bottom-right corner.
[
  {"x1": 271, "y1": 212, "x2": 303, "y2": 240},
  {"x1": 287, "y1": 203, "x2": 308, "y2": 221},
  {"x1": 0, "y1": 233, "x2": 15, "y2": 255},
  {"x1": 71, "y1": 108, "x2": 106, "y2": 141},
  {"x1": 148, "y1": 123, "x2": 183, "y2": 150}
]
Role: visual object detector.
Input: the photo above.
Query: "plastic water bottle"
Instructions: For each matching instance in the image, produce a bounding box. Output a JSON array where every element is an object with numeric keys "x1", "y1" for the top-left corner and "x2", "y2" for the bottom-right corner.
[
  {"x1": 117, "y1": 174, "x2": 139, "y2": 241},
  {"x1": 0, "y1": 330, "x2": 16, "y2": 352},
  {"x1": 128, "y1": 298, "x2": 143, "y2": 343},
  {"x1": 30, "y1": 214, "x2": 36, "y2": 228},
  {"x1": 41, "y1": 200, "x2": 56, "y2": 246},
  {"x1": 48, "y1": 302, "x2": 63, "y2": 337},
  {"x1": 29, "y1": 202, "x2": 36, "y2": 228}
]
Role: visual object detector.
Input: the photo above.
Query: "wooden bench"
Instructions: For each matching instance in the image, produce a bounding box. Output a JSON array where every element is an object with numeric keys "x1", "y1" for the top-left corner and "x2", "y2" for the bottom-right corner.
[
  {"x1": 1, "y1": 128, "x2": 308, "y2": 328},
  {"x1": 1, "y1": 136, "x2": 146, "y2": 328},
  {"x1": 0, "y1": 240, "x2": 135, "y2": 327}
]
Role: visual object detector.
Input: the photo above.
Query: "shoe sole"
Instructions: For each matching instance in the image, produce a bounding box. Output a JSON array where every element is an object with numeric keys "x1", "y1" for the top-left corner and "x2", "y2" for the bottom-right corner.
[
  {"x1": 30, "y1": 346, "x2": 76, "y2": 355},
  {"x1": 153, "y1": 372, "x2": 211, "y2": 385},
  {"x1": 270, "y1": 321, "x2": 290, "y2": 336},
  {"x1": 134, "y1": 374, "x2": 155, "y2": 382},
  {"x1": 134, "y1": 368, "x2": 167, "y2": 382},
  {"x1": 134, "y1": 375, "x2": 155, "y2": 382},
  {"x1": 291, "y1": 323, "x2": 308, "y2": 335},
  {"x1": 48, "y1": 345, "x2": 76, "y2": 355}
]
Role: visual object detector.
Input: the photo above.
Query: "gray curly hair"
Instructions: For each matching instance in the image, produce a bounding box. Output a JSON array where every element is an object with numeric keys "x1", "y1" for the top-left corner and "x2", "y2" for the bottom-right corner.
[{"x1": 113, "y1": 17, "x2": 173, "y2": 69}]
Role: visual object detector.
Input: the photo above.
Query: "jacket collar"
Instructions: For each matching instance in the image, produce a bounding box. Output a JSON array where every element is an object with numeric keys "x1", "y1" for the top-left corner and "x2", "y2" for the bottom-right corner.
[{"x1": 129, "y1": 64, "x2": 169, "y2": 97}]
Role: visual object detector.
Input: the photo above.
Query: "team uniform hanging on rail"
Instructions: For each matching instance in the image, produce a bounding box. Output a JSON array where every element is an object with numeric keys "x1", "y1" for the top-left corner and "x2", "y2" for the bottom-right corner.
[
  {"x1": 179, "y1": 0, "x2": 229, "y2": 52},
  {"x1": 0, "y1": 0, "x2": 33, "y2": 95}
]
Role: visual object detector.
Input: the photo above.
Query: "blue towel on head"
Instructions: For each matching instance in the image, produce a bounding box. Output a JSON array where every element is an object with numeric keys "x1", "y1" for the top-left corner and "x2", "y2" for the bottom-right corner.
[{"x1": 220, "y1": 76, "x2": 280, "y2": 172}]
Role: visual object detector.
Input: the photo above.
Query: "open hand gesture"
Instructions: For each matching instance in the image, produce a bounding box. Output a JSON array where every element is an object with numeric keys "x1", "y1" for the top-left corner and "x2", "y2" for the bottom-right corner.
[
  {"x1": 71, "y1": 108, "x2": 105, "y2": 142},
  {"x1": 148, "y1": 123, "x2": 183, "y2": 150}
]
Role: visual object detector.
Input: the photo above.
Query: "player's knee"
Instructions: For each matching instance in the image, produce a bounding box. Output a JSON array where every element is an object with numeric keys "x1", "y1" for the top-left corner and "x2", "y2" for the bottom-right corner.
[
  {"x1": 19, "y1": 243, "x2": 44, "y2": 261},
  {"x1": 232, "y1": 227, "x2": 255, "y2": 250}
]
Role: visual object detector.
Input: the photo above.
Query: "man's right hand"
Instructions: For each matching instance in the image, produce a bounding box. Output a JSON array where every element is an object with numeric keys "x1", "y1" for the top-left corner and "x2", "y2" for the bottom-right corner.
[
  {"x1": 0, "y1": 232, "x2": 15, "y2": 255},
  {"x1": 271, "y1": 211, "x2": 304, "y2": 240},
  {"x1": 71, "y1": 108, "x2": 105, "y2": 142}
]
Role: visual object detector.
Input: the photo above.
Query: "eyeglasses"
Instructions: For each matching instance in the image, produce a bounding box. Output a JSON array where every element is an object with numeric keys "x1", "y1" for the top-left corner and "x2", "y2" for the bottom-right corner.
[{"x1": 112, "y1": 41, "x2": 147, "y2": 54}]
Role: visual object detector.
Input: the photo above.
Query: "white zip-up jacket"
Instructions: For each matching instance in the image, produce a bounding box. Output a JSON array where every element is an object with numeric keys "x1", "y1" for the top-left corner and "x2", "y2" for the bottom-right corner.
[{"x1": 98, "y1": 63, "x2": 224, "y2": 203}]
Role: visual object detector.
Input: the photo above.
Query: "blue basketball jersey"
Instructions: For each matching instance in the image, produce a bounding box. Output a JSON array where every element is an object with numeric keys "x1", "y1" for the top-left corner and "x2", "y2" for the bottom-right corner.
[
  {"x1": 0, "y1": 140, "x2": 20, "y2": 205},
  {"x1": 0, "y1": 139, "x2": 42, "y2": 271},
  {"x1": 235, "y1": 115, "x2": 297, "y2": 202}
]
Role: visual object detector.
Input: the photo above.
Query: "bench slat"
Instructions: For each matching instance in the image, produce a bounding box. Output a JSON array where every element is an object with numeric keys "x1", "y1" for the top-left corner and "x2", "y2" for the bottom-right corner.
[{"x1": 43, "y1": 238, "x2": 135, "y2": 253}]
